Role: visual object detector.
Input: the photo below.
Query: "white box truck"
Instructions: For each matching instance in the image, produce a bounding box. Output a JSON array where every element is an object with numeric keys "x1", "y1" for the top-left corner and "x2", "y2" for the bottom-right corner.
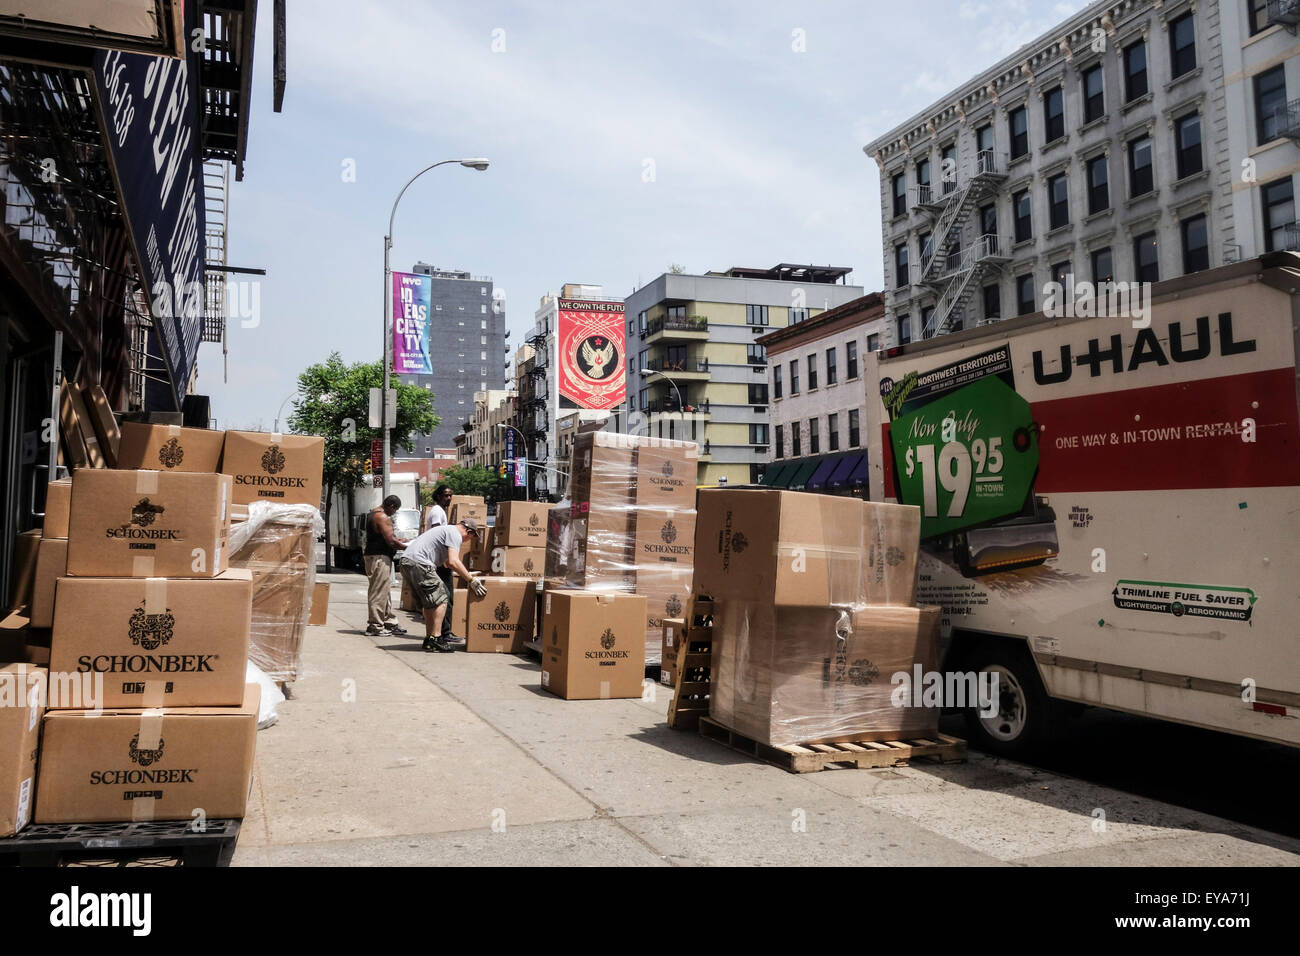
[
  {"x1": 864, "y1": 254, "x2": 1300, "y2": 756},
  {"x1": 328, "y1": 473, "x2": 422, "y2": 570}
]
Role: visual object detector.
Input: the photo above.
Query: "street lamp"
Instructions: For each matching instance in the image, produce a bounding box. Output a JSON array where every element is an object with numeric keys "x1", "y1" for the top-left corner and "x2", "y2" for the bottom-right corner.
[
  {"x1": 382, "y1": 157, "x2": 490, "y2": 497},
  {"x1": 640, "y1": 367, "x2": 683, "y2": 411},
  {"x1": 272, "y1": 390, "x2": 299, "y2": 433}
]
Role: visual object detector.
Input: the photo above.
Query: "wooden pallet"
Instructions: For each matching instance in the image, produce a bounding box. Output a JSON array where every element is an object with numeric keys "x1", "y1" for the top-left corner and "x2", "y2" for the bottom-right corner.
[
  {"x1": 666, "y1": 596, "x2": 713, "y2": 730},
  {"x1": 699, "y1": 716, "x2": 967, "y2": 774},
  {"x1": 0, "y1": 819, "x2": 242, "y2": 867}
]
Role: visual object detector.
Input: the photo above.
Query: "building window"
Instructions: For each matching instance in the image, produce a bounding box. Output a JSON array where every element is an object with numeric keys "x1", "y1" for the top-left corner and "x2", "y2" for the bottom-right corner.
[
  {"x1": 867, "y1": 333, "x2": 880, "y2": 352},
  {"x1": 1009, "y1": 105, "x2": 1029, "y2": 158},
  {"x1": 1170, "y1": 12, "x2": 1196, "y2": 79},
  {"x1": 792, "y1": 426, "x2": 801, "y2": 458},
  {"x1": 1082, "y1": 64, "x2": 1105, "y2": 123},
  {"x1": 1255, "y1": 65, "x2": 1287, "y2": 144},
  {"x1": 848, "y1": 409, "x2": 861, "y2": 448},
  {"x1": 1013, "y1": 189, "x2": 1032, "y2": 242},
  {"x1": 1182, "y1": 214, "x2": 1209, "y2": 273},
  {"x1": 1124, "y1": 39, "x2": 1148, "y2": 101},
  {"x1": 807, "y1": 354, "x2": 818, "y2": 390},
  {"x1": 747, "y1": 343, "x2": 767, "y2": 365},
  {"x1": 895, "y1": 242, "x2": 910, "y2": 289},
  {"x1": 775, "y1": 424, "x2": 784, "y2": 459},
  {"x1": 1087, "y1": 154, "x2": 1109, "y2": 214},
  {"x1": 826, "y1": 347, "x2": 837, "y2": 385},
  {"x1": 1048, "y1": 173, "x2": 1069, "y2": 229},
  {"x1": 1092, "y1": 246, "x2": 1114, "y2": 283},
  {"x1": 892, "y1": 171, "x2": 907, "y2": 216},
  {"x1": 828, "y1": 413, "x2": 840, "y2": 452},
  {"x1": 481, "y1": 305, "x2": 487, "y2": 314},
  {"x1": 746, "y1": 304, "x2": 769, "y2": 326},
  {"x1": 916, "y1": 157, "x2": 931, "y2": 193},
  {"x1": 789, "y1": 307, "x2": 809, "y2": 324},
  {"x1": 481, "y1": 319, "x2": 487, "y2": 329},
  {"x1": 846, "y1": 340, "x2": 858, "y2": 379},
  {"x1": 918, "y1": 232, "x2": 932, "y2": 271},
  {"x1": 1050, "y1": 261, "x2": 1071, "y2": 287},
  {"x1": 638, "y1": 310, "x2": 647, "y2": 335},
  {"x1": 1016, "y1": 274, "x2": 1035, "y2": 315},
  {"x1": 897, "y1": 314, "x2": 911, "y2": 345},
  {"x1": 1044, "y1": 86, "x2": 1065, "y2": 143},
  {"x1": 979, "y1": 202, "x2": 996, "y2": 237},
  {"x1": 789, "y1": 359, "x2": 800, "y2": 394},
  {"x1": 921, "y1": 306, "x2": 935, "y2": 335},
  {"x1": 481, "y1": 335, "x2": 487, "y2": 345},
  {"x1": 1129, "y1": 136, "x2": 1153, "y2": 197},
  {"x1": 983, "y1": 283, "x2": 1000, "y2": 320},
  {"x1": 773, "y1": 363, "x2": 783, "y2": 399},
  {"x1": 809, "y1": 419, "x2": 819, "y2": 455},
  {"x1": 481, "y1": 286, "x2": 487, "y2": 294},
  {"x1": 1134, "y1": 231, "x2": 1159, "y2": 283},
  {"x1": 1176, "y1": 114, "x2": 1203, "y2": 179},
  {"x1": 750, "y1": 423, "x2": 769, "y2": 446},
  {"x1": 941, "y1": 143, "x2": 957, "y2": 193},
  {"x1": 1249, "y1": 0, "x2": 1272, "y2": 35},
  {"x1": 1263, "y1": 177, "x2": 1295, "y2": 252},
  {"x1": 748, "y1": 382, "x2": 769, "y2": 405}
]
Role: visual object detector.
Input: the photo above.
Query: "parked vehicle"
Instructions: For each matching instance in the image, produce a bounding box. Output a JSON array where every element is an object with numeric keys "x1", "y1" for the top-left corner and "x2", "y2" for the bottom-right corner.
[
  {"x1": 864, "y1": 253, "x2": 1300, "y2": 755},
  {"x1": 328, "y1": 473, "x2": 422, "y2": 570}
]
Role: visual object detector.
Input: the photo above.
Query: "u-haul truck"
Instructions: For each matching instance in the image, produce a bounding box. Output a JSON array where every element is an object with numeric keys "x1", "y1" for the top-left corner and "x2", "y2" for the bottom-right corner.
[{"x1": 864, "y1": 254, "x2": 1300, "y2": 755}]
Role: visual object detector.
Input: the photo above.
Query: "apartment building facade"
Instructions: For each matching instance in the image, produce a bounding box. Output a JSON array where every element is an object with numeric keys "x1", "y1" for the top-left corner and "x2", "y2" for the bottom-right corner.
[
  {"x1": 454, "y1": 389, "x2": 514, "y2": 472},
  {"x1": 396, "y1": 263, "x2": 508, "y2": 455},
  {"x1": 755, "y1": 293, "x2": 886, "y2": 495},
  {"x1": 864, "y1": 0, "x2": 1300, "y2": 345},
  {"x1": 624, "y1": 264, "x2": 864, "y2": 486}
]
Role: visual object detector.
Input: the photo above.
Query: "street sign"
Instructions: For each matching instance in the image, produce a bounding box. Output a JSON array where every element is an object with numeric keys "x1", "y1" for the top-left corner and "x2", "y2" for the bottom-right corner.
[
  {"x1": 370, "y1": 437, "x2": 384, "y2": 482},
  {"x1": 514, "y1": 456, "x2": 527, "y2": 488},
  {"x1": 889, "y1": 375, "x2": 1039, "y2": 538},
  {"x1": 505, "y1": 427, "x2": 515, "y2": 485},
  {"x1": 368, "y1": 388, "x2": 396, "y2": 429}
]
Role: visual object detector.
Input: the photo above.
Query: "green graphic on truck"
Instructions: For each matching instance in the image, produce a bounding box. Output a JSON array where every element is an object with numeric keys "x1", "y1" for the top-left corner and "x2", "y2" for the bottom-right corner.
[{"x1": 1112, "y1": 580, "x2": 1257, "y2": 622}]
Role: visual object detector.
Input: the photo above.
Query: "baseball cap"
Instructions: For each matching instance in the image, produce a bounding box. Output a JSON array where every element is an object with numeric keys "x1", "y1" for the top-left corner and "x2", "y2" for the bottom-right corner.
[{"x1": 460, "y1": 517, "x2": 480, "y2": 536}]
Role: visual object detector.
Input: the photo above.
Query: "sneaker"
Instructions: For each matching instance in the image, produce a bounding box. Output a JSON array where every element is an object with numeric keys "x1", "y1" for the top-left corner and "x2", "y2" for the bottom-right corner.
[
  {"x1": 422, "y1": 636, "x2": 454, "y2": 653},
  {"x1": 365, "y1": 625, "x2": 385, "y2": 636},
  {"x1": 441, "y1": 634, "x2": 466, "y2": 648},
  {"x1": 385, "y1": 624, "x2": 408, "y2": 636}
]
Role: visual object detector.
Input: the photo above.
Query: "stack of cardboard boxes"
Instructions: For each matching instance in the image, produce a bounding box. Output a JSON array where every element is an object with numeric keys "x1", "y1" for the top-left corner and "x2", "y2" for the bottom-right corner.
[
  {"x1": 694, "y1": 488, "x2": 940, "y2": 749},
  {"x1": 483, "y1": 502, "x2": 548, "y2": 580},
  {"x1": 545, "y1": 432, "x2": 698, "y2": 668},
  {"x1": 34, "y1": 467, "x2": 261, "y2": 823}
]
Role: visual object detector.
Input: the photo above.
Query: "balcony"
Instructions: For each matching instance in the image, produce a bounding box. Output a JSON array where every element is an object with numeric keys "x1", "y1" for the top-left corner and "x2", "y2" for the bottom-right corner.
[
  {"x1": 1267, "y1": 0, "x2": 1300, "y2": 30},
  {"x1": 1274, "y1": 98, "x2": 1300, "y2": 140},
  {"x1": 645, "y1": 313, "x2": 709, "y2": 344},
  {"x1": 644, "y1": 356, "x2": 710, "y2": 382},
  {"x1": 646, "y1": 397, "x2": 710, "y2": 417},
  {"x1": 1279, "y1": 221, "x2": 1300, "y2": 252}
]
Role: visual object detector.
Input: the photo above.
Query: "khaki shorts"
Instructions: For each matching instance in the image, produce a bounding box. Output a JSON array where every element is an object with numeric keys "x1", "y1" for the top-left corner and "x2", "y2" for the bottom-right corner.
[{"x1": 398, "y1": 557, "x2": 450, "y2": 610}]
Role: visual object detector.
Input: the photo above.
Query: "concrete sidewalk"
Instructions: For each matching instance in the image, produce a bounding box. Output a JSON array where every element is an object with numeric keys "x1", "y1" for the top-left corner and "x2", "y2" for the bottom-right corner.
[{"x1": 231, "y1": 570, "x2": 1300, "y2": 866}]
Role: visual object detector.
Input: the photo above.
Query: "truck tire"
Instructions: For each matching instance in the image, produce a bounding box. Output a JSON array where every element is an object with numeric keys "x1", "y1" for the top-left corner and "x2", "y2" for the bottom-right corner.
[{"x1": 962, "y1": 643, "x2": 1054, "y2": 758}]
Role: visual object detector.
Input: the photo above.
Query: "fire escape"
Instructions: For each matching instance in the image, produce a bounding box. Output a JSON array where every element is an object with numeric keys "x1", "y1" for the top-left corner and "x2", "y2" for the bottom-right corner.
[
  {"x1": 913, "y1": 150, "x2": 1011, "y2": 338},
  {"x1": 524, "y1": 331, "x2": 549, "y2": 497}
]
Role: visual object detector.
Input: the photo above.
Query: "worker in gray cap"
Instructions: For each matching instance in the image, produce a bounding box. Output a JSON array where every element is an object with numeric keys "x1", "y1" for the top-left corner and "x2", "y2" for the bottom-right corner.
[{"x1": 397, "y1": 516, "x2": 485, "y2": 651}]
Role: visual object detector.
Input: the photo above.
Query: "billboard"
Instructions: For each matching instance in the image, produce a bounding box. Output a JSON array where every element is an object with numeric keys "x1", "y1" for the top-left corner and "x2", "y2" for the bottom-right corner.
[
  {"x1": 93, "y1": 2, "x2": 205, "y2": 409},
  {"x1": 393, "y1": 271, "x2": 433, "y2": 374},
  {"x1": 557, "y1": 298, "x2": 626, "y2": 410}
]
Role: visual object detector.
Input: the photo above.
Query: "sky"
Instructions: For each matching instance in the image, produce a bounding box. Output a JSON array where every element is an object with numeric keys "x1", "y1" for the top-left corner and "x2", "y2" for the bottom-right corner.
[{"x1": 206, "y1": 0, "x2": 1089, "y2": 431}]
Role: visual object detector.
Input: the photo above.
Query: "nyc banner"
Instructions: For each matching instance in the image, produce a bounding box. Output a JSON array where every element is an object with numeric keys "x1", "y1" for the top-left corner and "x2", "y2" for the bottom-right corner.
[{"x1": 393, "y1": 271, "x2": 432, "y2": 374}]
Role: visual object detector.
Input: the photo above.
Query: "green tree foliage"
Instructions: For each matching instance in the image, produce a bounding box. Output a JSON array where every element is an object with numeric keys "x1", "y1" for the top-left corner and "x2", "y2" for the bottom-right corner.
[
  {"x1": 288, "y1": 353, "x2": 438, "y2": 567},
  {"x1": 437, "y1": 463, "x2": 510, "y2": 503}
]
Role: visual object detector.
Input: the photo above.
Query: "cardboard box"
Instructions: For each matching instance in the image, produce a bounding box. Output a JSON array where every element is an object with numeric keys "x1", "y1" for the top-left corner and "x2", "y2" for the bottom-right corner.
[
  {"x1": 659, "y1": 618, "x2": 684, "y2": 686},
  {"x1": 42, "y1": 478, "x2": 72, "y2": 538},
  {"x1": 694, "y1": 489, "x2": 868, "y2": 608},
  {"x1": 448, "y1": 497, "x2": 487, "y2": 527},
  {"x1": 400, "y1": 575, "x2": 418, "y2": 611},
  {"x1": 638, "y1": 566, "x2": 693, "y2": 664},
  {"x1": 454, "y1": 576, "x2": 536, "y2": 653},
  {"x1": 861, "y1": 502, "x2": 921, "y2": 606},
  {"x1": 58, "y1": 382, "x2": 90, "y2": 470},
  {"x1": 567, "y1": 433, "x2": 634, "y2": 513},
  {"x1": 116, "y1": 422, "x2": 225, "y2": 473},
  {"x1": 493, "y1": 502, "x2": 551, "y2": 547},
  {"x1": 49, "y1": 570, "x2": 253, "y2": 709},
  {"x1": 308, "y1": 582, "x2": 331, "y2": 625},
  {"x1": 632, "y1": 508, "x2": 695, "y2": 573},
  {"x1": 543, "y1": 505, "x2": 572, "y2": 591},
  {"x1": 0, "y1": 663, "x2": 44, "y2": 836},
  {"x1": 30, "y1": 537, "x2": 68, "y2": 629},
  {"x1": 221, "y1": 430, "x2": 325, "y2": 507},
  {"x1": 485, "y1": 545, "x2": 544, "y2": 580},
  {"x1": 81, "y1": 381, "x2": 121, "y2": 467},
  {"x1": 8, "y1": 529, "x2": 41, "y2": 612},
  {"x1": 229, "y1": 515, "x2": 315, "y2": 682},
  {"x1": 35, "y1": 683, "x2": 260, "y2": 824},
  {"x1": 538, "y1": 590, "x2": 647, "y2": 700},
  {"x1": 632, "y1": 442, "x2": 697, "y2": 510},
  {"x1": 1, "y1": 609, "x2": 32, "y2": 664},
  {"x1": 67, "y1": 470, "x2": 232, "y2": 578},
  {"x1": 566, "y1": 507, "x2": 634, "y2": 590},
  {"x1": 710, "y1": 602, "x2": 940, "y2": 748}
]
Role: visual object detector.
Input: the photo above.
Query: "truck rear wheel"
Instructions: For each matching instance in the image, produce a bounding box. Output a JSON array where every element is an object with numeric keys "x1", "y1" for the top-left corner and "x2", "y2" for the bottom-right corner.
[{"x1": 963, "y1": 644, "x2": 1053, "y2": 758}]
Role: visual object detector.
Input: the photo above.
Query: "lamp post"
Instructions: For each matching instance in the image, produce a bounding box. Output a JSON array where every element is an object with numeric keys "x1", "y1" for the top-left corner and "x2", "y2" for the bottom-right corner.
[
  {"x1": 272, "y1": 390, "x2": 298, "y2": 433},
  {"x1": 382, "y1": 157, "x2": 490, "y2": 497},
  {"x1": 496, "y1": 422, "x2": 528, "y2": 500}
]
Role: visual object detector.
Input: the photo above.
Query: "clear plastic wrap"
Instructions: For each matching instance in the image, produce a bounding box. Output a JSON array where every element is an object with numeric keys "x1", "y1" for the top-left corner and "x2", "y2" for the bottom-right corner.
[
  {"x1": 546, "y1": 433, "x2": 699, "y2": 663},
  {"x1": 228, "y1": 502, "x2": 324, "y2": 682},
  {"x1": 710, "y1": 601, "x2": 941, "y2": 748}
]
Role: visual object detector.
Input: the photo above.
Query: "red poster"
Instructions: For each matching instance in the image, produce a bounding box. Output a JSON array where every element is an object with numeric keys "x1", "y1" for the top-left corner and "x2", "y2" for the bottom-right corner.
[{"x1": 557, "y1": 298, "x2": 626, "y2": 410}]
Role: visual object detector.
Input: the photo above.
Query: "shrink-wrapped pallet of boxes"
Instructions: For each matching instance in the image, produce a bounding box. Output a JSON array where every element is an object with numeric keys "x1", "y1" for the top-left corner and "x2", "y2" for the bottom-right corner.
[
  {"x1": 545, "y1": 432, "x2": 698, "y2": 665},
  {"x1": 228, "y1": 502, "x2": 324, "y2": 683},
  {"x1": 694, "y1": 488, "x2": 939, "y2": 749}
]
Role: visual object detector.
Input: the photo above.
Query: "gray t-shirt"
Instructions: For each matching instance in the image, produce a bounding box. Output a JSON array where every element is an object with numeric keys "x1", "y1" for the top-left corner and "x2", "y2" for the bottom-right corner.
[{"x1": 403, "y1": 524, "x2": 462, "y2": 569}]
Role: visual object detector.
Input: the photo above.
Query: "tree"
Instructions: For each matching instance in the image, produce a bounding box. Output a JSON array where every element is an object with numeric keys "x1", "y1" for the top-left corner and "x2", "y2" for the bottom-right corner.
[
  {"x1": 288, "y1": 352, "x2": 438, "y2": 570},
  {"x1": 438, "y1": 463, "x2": 510, "y2": 503}
]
